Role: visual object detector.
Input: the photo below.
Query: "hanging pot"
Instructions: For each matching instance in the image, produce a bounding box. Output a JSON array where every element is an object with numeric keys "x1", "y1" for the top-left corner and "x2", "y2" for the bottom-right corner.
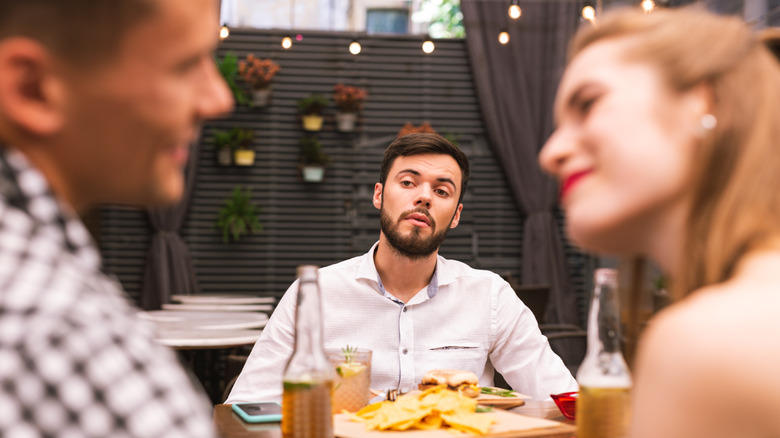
[
  {"x1": 252, "y1": 87, "x2": 272, "y2": 107},
  {"x1": 301, "y1": 165, "x2": 326, "y2": 183},
  {"x1": 234, "y1": 148, "x2": 255, "y2": 166},
  {"x1": 217, "y1": 146, "x2": 232, "y2": 166},
  {"x1": 302, "y1": 114, "x2": 324, "y2": 132},
  {"x1": 335, "y1": 112, "x2": 358, "y2": 132}
]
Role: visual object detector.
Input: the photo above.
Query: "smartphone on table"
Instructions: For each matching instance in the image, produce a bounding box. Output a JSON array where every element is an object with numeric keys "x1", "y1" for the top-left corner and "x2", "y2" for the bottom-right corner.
[{"x1": 231, "y1": 402, "x2": 283, "y2": 423}]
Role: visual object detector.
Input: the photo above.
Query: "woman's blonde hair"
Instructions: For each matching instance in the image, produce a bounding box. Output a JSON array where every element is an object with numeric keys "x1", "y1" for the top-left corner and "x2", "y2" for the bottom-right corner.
[{"x1": 569, "y1": 7, "x2": 780, "y2": 300}]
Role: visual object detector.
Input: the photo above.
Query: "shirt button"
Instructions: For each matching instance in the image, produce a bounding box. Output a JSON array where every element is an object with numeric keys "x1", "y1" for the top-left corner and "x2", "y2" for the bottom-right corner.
[
  {"x1": 403, "y1": 307, "x2": 408, "y2": 312},
  {"x1": 402, "y1": 348, "x2": 408, "y2": 355}
]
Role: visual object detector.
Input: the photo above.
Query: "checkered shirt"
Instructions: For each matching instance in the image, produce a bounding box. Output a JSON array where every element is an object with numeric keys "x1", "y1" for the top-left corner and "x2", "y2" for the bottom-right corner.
[{"x1": 0, "y1": 148, "x2": 217, "y2": 438}]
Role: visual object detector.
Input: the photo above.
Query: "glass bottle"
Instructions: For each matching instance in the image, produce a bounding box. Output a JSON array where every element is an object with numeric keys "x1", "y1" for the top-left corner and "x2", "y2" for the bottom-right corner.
[
  {"x1": 281, "y1": 265, "x2": 334, "y2": 438},
  {"x1": 576, "y1": 268, "x2": 632, "y2": 438}
]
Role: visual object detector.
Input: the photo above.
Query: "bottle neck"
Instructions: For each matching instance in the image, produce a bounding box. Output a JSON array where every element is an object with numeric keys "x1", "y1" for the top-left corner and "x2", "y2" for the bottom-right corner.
[
  {"x1": 586, "y1": 280, "x2": 622, "y2": 355},
  {"x1": 294, "y1": 278, "x2": 326, "y2": 357}
]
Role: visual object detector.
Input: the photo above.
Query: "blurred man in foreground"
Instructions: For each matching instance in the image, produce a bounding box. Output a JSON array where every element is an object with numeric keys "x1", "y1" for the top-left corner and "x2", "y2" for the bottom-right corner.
[{"x1": 0, "y1": 0, "x2": 232, "y2": 436}]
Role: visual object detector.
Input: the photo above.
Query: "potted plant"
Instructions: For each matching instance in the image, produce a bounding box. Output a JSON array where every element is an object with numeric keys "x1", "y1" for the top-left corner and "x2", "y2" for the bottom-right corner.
[
  {"x1": 397, "y1": 121, "x2": 437, "y2": 137},
  {"x1": 297, "y1": 94, "x2": 329, "y2": 132},
  {"x1": 237, "y1": 55, "x2": 280, "y2": 108},
  {"x1": 212, "y1": 127, "x2": 255, "y2": 166},
  {"x1": 215, "y1": 186, "x2": 263, "y2": 243},
  {"x1": 332, "y1": 83, "x2": 367, "y2": 132},
  {"x1": 298, "y1": 136, "x2": 331, "y2": 182},
  {"x1": 216, "y1": 52, "x2": 250, "y2": 107}
]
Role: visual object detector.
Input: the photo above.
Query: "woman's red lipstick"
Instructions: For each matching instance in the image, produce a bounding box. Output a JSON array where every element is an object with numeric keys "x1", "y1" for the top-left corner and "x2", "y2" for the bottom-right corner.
[{"x1": 560, "y1": 170, "x2": 591, "y2": 201}]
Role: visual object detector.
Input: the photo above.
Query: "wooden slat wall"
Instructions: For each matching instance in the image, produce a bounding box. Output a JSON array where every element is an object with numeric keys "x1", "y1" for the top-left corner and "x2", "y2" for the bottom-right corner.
[{"x1": 100, "y1": 28, "x2": 586, "y2": 322}]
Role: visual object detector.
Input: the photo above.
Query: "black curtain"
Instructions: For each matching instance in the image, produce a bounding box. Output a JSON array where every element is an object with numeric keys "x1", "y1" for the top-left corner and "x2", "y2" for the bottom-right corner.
[
  {"x1": 461, "y1": 0, "x2": 581, "y2": 329},
  {"x1": 140, "y1": 143, "x2": 202, "y2": 310}
]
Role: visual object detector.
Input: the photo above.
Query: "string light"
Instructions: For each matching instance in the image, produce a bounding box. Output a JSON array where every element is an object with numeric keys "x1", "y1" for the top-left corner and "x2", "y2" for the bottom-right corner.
[
  {"x1": 641, "y1": 0, "x2": 655, "y2": 13},
  {"x1": 498, "y1": 30, "x2": 510, "y2": 44},
  {"x1": 508, "y1": 0, "x2": 522, "y2": 19},
  {"x1": 582, "y1": 0, "x2": 596, "y2": 21},
  {"x1": 422, "y1": 38, "x2": 435, "y2": 54},
  {"x1": 219, "y1": 24, "x2": 229, "y2": 40},
  {"x1": 349, "y1": 39, "x2": 362, "y2": 55},
  {"x1": 281, "y1": 36, "x2": 293, "y2": 49}
]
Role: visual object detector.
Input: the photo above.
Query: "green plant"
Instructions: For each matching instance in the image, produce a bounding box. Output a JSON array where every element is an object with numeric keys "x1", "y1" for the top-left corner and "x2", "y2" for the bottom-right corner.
[
  {"x1": 297, "y1": 93, "x2": 329, "y2": 115},
  {"x1": 299, "y1": 136, "x2": 331, "y2": 166},
  {"x1": 213, "y1": 127, "x2": 254, "y2": 150},
  {"x1": 216, "y1": 52, "x2": 251, "y2": 106},
  {"x1": 341, "y1": 345, "x2": 358, "y2": 363},
  {"x1": 215, "y1": 186, "x2": 263, "y2": 243}
]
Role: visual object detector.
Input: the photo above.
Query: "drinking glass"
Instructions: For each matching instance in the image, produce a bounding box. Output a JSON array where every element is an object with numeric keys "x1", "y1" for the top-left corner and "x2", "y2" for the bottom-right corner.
[{"x1": 326, "y1": 348, "x2": 372, "y2": 413}]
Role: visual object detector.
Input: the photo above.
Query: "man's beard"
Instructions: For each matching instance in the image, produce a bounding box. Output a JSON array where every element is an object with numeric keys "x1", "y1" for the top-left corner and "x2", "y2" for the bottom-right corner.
[{"x1": 380, "y1": 205, "x2": 452, "y2": 260}]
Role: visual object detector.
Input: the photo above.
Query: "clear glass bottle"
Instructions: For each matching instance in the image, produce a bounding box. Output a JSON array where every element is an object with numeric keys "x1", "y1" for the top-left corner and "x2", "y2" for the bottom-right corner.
[
  {"x1": 576, "y1": 268, "x2": 632, "y2": 438},
  {"x1": 281, "y1": 265, "x2": 334, "y2": 438}
]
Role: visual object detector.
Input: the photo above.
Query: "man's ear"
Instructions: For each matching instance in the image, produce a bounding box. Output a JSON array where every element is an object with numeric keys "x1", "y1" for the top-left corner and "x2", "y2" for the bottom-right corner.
[
  {"x1": 449, "y1": 203, "x2": 463, "y2": 229},
  {"x1": 0, "y1": 38, "x2": 66, "y2": 136},
  {"x1": 372, "y1": 182, "x2": 383, "y2": 210}
]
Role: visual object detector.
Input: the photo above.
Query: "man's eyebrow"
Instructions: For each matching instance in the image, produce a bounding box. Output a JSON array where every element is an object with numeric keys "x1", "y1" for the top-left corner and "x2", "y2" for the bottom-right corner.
[{"x1": 397, "y1": 169, "x2": 457, "y2": 189}]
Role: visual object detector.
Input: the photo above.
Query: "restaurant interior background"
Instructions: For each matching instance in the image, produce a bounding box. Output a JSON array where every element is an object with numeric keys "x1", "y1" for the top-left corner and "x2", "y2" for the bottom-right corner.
[{"x1": 90, "y1": 0, "x2": 780, "y2": 388}]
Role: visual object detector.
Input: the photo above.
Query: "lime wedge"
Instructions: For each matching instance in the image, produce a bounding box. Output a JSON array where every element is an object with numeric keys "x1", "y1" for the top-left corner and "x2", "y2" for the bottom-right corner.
[{"x1": 336, "y1": 362, "x2": 366, "y2": 378}]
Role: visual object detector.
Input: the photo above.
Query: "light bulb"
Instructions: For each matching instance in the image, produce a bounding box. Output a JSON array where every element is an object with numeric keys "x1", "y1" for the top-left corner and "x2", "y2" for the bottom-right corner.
[
  {"x1": 508, "y1": 4, "x2": 522, "y2": 19},
  {"x1": 281, "y1": 36, "x2": 292, "y2": 49},
  {"x1": 422, "y1": 39, "x2": 435, "y2": 54},
  {"x1": 641, "y1": 0, "x2": 655, "y2": 12},
  {"x1": 349, "y1": 40, "x2": 362, "y2": 55},
  {"x1": 219, "y1": 25, "x2": 229, "y2": 40},
  {"x1": 498, "y1": 31, "x2": 510, "y2": 44},
  {"x1": 582, "y1": 5, "x2": 596, "y2": 21}
]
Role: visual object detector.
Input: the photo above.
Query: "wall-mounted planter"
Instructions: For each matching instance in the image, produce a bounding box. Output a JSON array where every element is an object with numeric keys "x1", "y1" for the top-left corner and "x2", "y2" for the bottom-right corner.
[
  {"x1": 234, "y1": 148, "x2": 255, "y2": 166},
  {"x1": 335, "y1": 112, "x2": 357, "y2": 132},
  {"x1": 252, "y1": 88, "x2": 272, "y2": 107},
  {"x1": 217, "y1": 146, "x2": 233, "y2": 166},
  {"x1": 302, "y1": 114, "x2": 324, "y2": 132},
  {"x1": 301, "y1": 165, "x2": 326, "y2": 183}
]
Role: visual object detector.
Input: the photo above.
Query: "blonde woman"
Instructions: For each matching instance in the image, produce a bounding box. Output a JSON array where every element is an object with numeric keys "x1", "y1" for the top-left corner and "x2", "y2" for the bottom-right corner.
[{"x1": 539, "y1": 7, "x2": 780, "y2": 438}]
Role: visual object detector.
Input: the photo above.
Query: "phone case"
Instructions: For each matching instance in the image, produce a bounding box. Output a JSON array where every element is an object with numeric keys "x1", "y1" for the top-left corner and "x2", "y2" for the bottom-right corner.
[{"x1": 231, "y1": 402, "x2": 283, "y2": 423}]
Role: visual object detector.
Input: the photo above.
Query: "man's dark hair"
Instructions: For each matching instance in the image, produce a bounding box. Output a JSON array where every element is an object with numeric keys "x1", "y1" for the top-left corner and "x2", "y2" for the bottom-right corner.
[
  {"x1": 0, "y1": 0, "x2": 156, "y2": 66},
  {"x1": 380, "y1": 133, "x2": 470, "y2": 204}
]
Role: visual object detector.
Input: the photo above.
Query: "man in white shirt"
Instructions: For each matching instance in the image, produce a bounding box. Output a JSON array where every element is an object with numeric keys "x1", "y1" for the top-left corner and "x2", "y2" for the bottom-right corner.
[{"x1": 227, "y1": 133, "x2": 577, "y2": 403}]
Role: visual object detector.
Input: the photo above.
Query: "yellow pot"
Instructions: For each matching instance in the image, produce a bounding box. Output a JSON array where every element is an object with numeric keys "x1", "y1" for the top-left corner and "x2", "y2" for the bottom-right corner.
[
  {"x1": 234, "y1": 149, "x2": 255, "y2": 166},
  {"x1": 302, "y1": 114, "x2": 324, "y2": 131}
]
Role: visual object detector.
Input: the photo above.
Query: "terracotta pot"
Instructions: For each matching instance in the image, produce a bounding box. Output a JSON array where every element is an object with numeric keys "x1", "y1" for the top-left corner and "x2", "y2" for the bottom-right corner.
[
  {"x1": 302, "y1": 114, "x2": 324, "y2": 131},
  {"x1": 335, "y1": 112, "x2": 357, "y2": 132}
]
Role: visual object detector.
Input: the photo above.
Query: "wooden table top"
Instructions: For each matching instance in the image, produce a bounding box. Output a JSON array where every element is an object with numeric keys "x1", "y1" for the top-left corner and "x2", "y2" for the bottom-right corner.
[{"x1": 213, "y1": 401, "x2": 575, "y2": 438}]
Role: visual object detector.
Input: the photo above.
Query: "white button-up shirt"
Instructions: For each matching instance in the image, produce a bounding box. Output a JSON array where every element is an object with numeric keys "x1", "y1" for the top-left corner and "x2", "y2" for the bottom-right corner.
[{"x1": 226, "y1": 242, "x2": 578, "y2": 403}]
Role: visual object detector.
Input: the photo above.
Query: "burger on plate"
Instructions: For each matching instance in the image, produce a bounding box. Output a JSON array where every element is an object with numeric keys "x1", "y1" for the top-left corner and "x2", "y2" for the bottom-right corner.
[{"x1": 418, "y1": 369, "x2": 480, "y2": 398}]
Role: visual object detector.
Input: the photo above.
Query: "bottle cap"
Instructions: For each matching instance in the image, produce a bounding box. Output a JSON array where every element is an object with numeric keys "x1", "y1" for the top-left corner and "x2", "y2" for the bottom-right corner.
[
  {"x1": 297, "y1": 264, "x2": 319, "y2": 281},
  {"x1": 594, "y1": 268, "x2": 617, "y2": 284}
]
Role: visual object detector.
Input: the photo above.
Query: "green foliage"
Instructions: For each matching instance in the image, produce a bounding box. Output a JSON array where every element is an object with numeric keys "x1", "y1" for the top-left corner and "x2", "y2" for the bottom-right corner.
[
  {"x1": 216, "y1": 53, "x2": 251, "y2": 106},
  {"x1": 215, "y1": 186, "x2": 263, "y2": 243},
  {"x1": 213, "y1": 127, "x2": 254, "y2": 150},
  {"x1": 419, "y1": 0, "x2": 465, "y2": 38},
  {"x1": 297, "y1": 94, "x2": 329, "y2": 115},
  {"x1": 299, "y1": 136, "x2": 332, "y2": 166}
]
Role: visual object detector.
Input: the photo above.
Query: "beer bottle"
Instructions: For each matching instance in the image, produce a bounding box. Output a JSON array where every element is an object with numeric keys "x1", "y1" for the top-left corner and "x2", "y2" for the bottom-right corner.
[
  {"x1": 281, "y1": 265, "x2": 334, "y2": 438},
  {"x1": 576, "y1": 268, "x2": 632, "y2": 438}
]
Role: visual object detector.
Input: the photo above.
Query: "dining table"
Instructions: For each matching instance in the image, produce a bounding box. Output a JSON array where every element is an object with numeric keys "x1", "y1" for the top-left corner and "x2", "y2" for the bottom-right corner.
[{"x1": 213, "y1": 400, "x2": 576, "y2": 438}]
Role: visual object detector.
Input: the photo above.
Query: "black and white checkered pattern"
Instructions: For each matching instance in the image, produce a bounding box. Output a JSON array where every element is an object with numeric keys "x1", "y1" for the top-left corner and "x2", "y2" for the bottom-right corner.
[{"x1": 0, "y1": 148, "x2": 217, "y2": 438}]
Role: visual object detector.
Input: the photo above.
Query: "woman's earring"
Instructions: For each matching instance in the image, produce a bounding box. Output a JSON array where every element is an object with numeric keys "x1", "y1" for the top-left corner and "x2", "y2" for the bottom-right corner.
[{"x1": 700, "y1": 114, "x2": 718, "y2": 131}]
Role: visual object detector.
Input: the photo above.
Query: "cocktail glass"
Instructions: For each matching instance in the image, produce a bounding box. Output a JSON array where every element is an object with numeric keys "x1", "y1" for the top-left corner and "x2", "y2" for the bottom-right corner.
[{"x1": 326, "y1": 348, "x2": 372, "y2": 413}]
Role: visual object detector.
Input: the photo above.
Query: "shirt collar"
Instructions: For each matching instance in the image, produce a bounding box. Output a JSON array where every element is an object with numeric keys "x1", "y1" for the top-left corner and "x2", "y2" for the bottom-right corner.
[
  {"x1": 0, "y1": 147, "x2": 102, "y2": 271},
  {"x1": 356, "y1": 241, "x2": 457, "y2": 301}
]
